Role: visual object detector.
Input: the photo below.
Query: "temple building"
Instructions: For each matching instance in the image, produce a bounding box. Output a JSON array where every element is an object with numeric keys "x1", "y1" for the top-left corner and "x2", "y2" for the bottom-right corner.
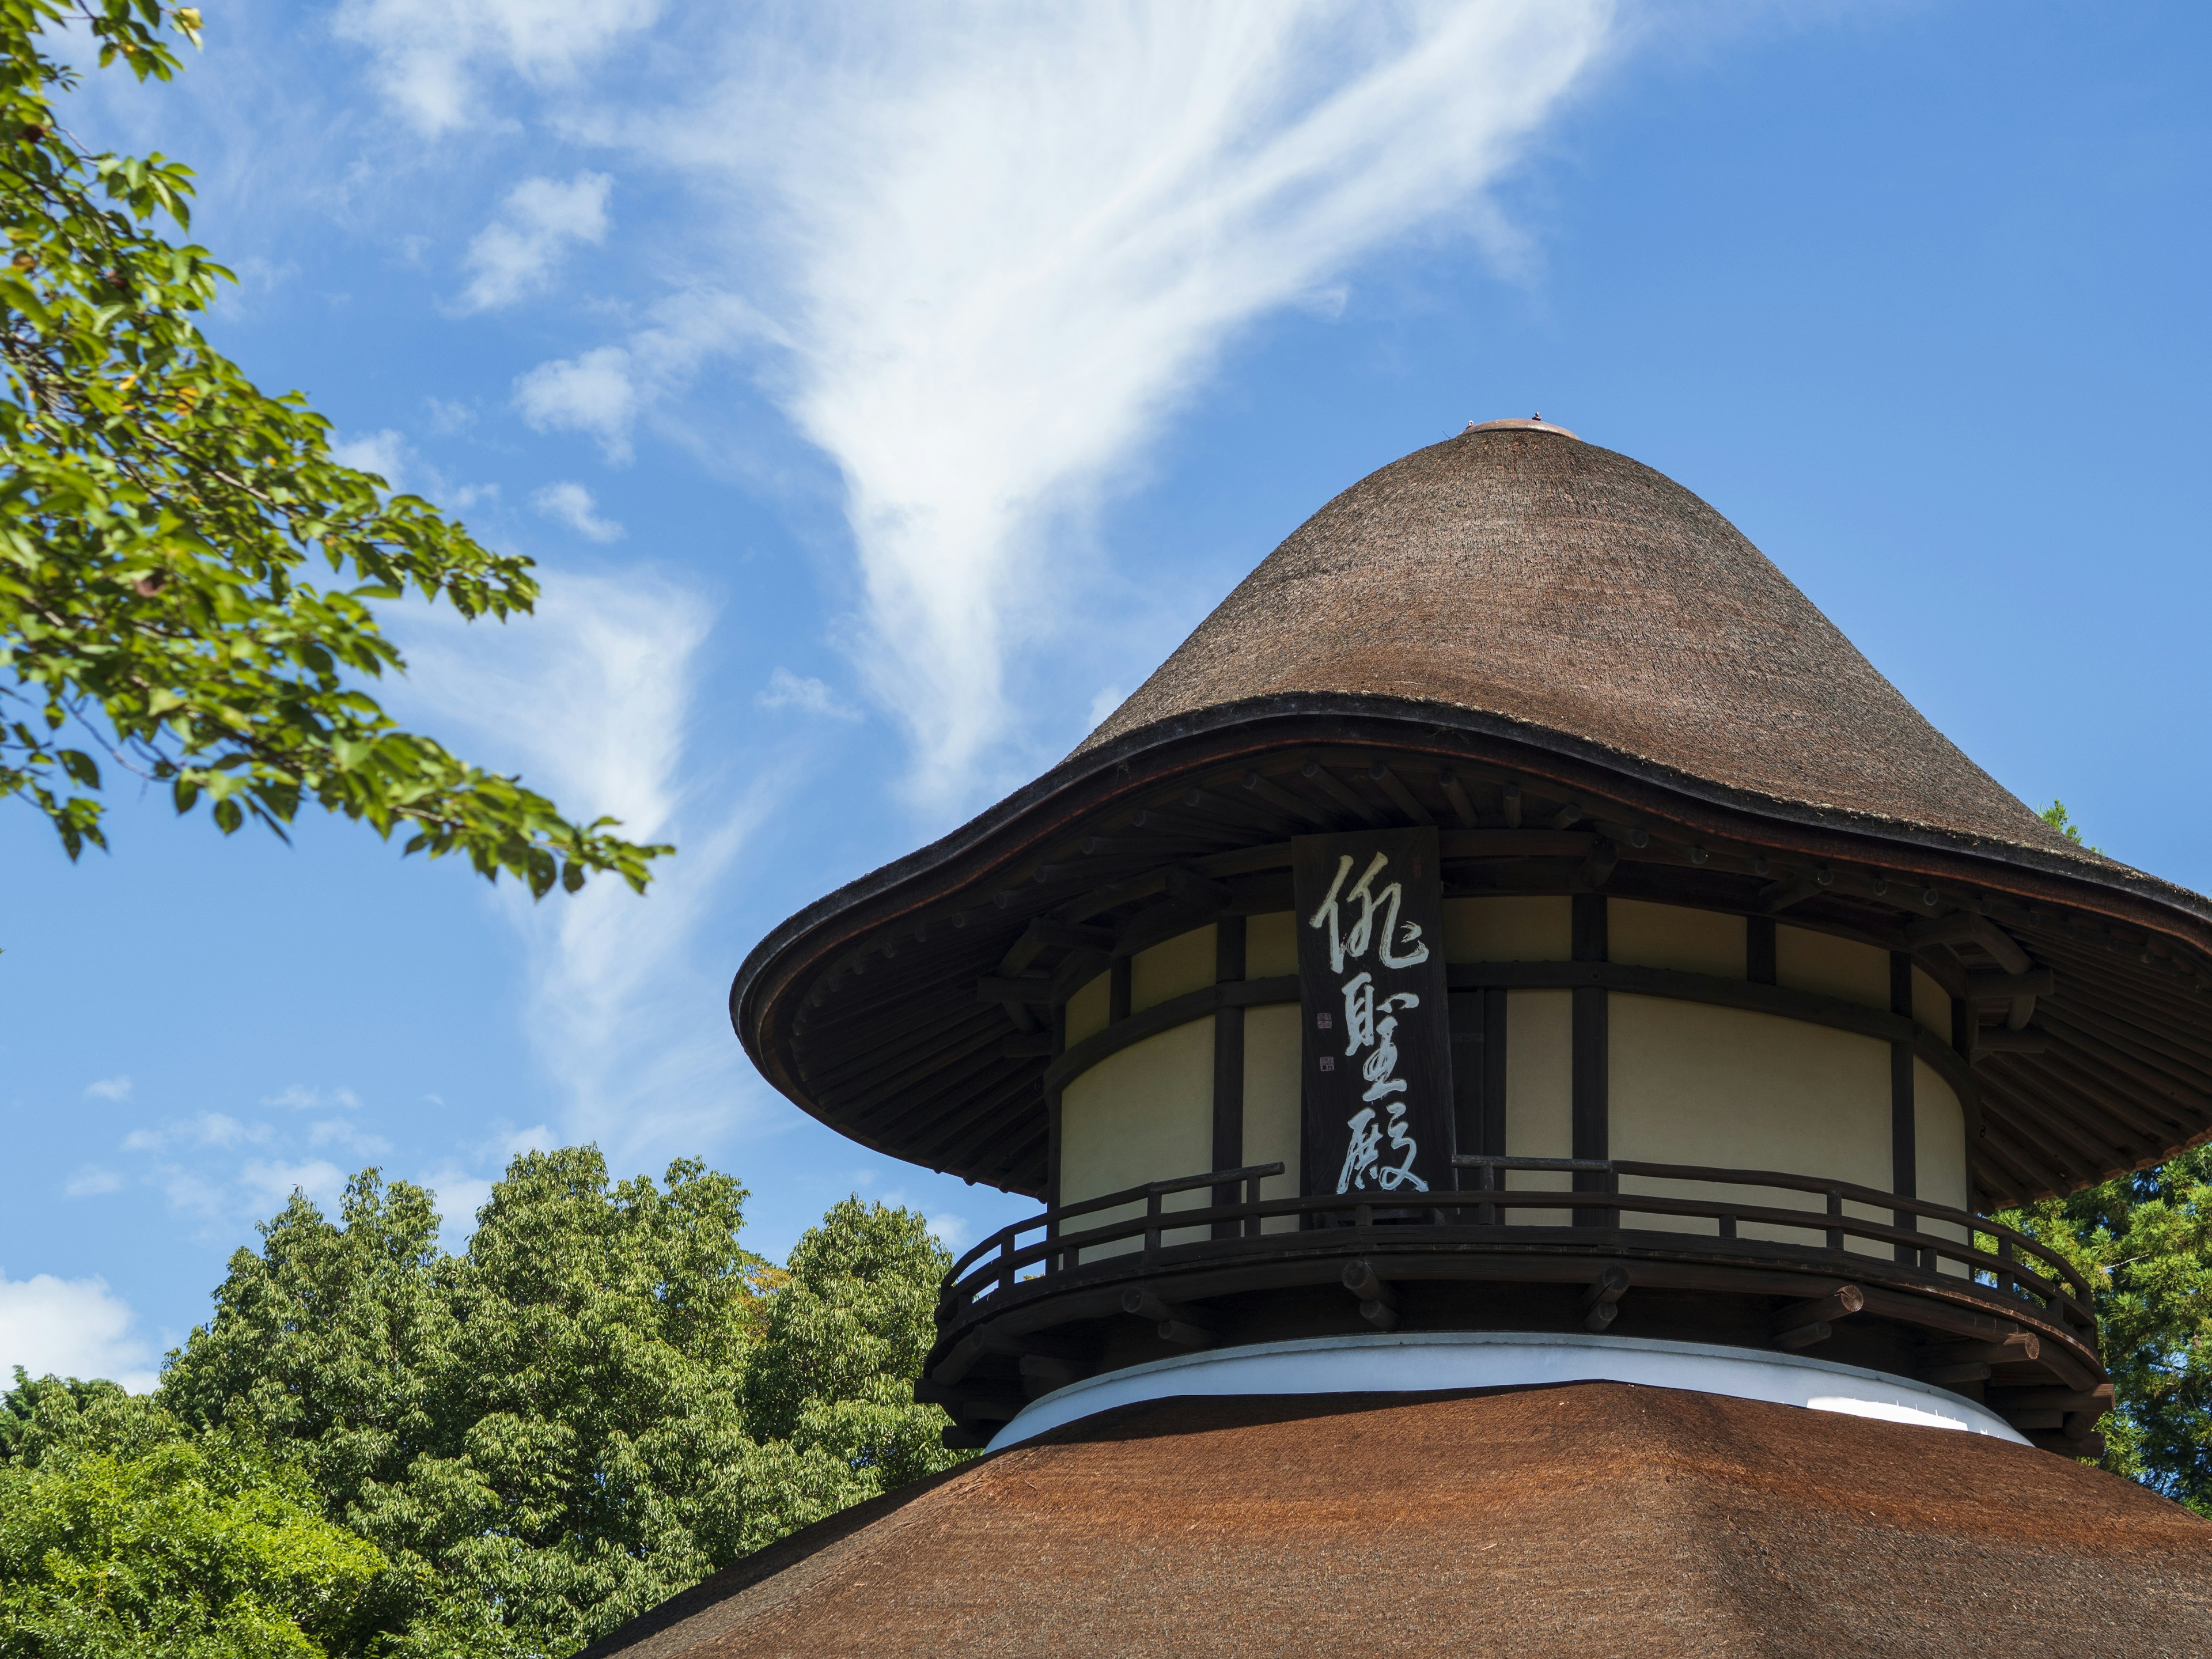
[{"x1": 593, "y1": 421, "x2": 2212, "y2": 1655}]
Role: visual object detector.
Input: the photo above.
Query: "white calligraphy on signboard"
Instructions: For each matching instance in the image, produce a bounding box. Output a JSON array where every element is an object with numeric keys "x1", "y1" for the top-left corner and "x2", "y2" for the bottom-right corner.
[{"x1": 1309, "y1": 850, "x2": 1432, "y2": 1195}]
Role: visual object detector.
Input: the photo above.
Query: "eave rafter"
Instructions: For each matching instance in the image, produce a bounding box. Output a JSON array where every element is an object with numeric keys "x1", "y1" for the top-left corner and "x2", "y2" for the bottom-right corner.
[{"x1": 748, "y1": 713, "x2": 2212, "y2": 1203}]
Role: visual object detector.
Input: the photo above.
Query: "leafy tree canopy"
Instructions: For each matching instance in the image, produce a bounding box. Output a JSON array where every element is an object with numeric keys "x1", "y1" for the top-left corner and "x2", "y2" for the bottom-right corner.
[
  {"x1": 0, "y1": 1, "x2": 667, "y2": 896},
  {"x1": 1993, "y1": 802, "x2": 2208, "y2": 1508},
  {"x1": 0, "y1": 1376, "x2": 397, "y2": 1659},
  {"x1": 150, "y1": 1149, "x2": 963, "y2": 1657}
]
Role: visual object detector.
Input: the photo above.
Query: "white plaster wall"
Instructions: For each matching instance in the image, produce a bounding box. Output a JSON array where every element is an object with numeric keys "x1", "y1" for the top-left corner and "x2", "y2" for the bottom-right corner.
[
  {"x1": 1247, "y1": 911, "x2": 1298, "y2": 978},
  {"x1": 1242, "y1": 1003, "x2": 1303, "y2": 1233},
  {"x1": 1058, "y1": 1020, "x2": 1213, "y2": 1260},
  {"x1": 1777, "y1": 926, "x2": 1889, "y2": 1010},
  {"x1": 1608, "y1": 995, "x2": 1894, "y2": 1256},
  {"x1": 1915, "y1": 1058, "x2": 1969, "y2": 1277},
  {"x1": 1609, "y1": 898, "x2": 1744, "y2": 979},
  {"x1": 1132, "y1": 925, "x2": 1215, "y2": 1012},
  {"x1": 1445, "y1": 896, "x2": 1570, "y2": 962},
  {"x1": 1504, "y1": 989, "x2": 1573, "y2": 1223},
  {"x1": 1065, "y1": 971, "x2": 1109, "y2": 1048},
  {"x1": 1912, "y1": 965, "x2": 1952, "y2": 1039}
]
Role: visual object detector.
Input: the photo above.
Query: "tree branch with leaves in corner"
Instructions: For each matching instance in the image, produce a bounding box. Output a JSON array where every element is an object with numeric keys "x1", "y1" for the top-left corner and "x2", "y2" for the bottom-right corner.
[{"x1": 0, "y1": 0, "x2": 671, "y2": 896}]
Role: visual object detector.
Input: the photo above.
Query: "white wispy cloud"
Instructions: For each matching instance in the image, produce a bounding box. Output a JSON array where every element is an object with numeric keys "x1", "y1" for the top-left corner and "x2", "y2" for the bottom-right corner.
[
  {"x1": 532, "y1": 480, "x2": 626, "y2": 543},
  {"x1": 0, "y1": 1271, "x2": 159, "y2": 1392},
  {"x1": 262, "y1": 1085, "x2": 362, "y2": 1112},
  {"x1": 514, "y1": 346, "x2": 639, "y2": 462},
  {"x1": 332, "y1": 0, "x2": 664, "y2": 137},
  {"x1": 330, "y1": 427, "x2": 411, "y2": 490},
  {"x1": 122, "y1": 1112, "x2": 273, "y2": 1154},
  {"x1": 459, "y1": 172, "x2": 613, "y2": 312},
  {"x1": 63, "y1": 1167, "x2": 123, "y2": 1198},
  {"x1": 238, "y1": 1159, "x2": 349, "y2": 1214},
  {"x1": 81, "y1": 1075, "x2": 131, "y2": 1103},
  {"x1": 389, "y1": 568, "x2": 770, "y2": 1160},
  {"x1": 636, "y1": 1, "x2": 1615, "y2": 808},
  {"x1": 757, "y1": 667, "x2": 861, "y2": 721},
  {"x1": 308, "y1": 1119, "x2": 394, "y2": 1157}
]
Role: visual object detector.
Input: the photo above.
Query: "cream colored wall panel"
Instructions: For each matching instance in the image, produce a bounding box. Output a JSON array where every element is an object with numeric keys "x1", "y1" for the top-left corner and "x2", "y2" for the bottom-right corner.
[
  {"x1": 1914, "y1": 1058, "x2": 1969, "y2": 1278},
  {"x1": 1059, "y1": 1021, "x2": 1213, "y2": 1260},
  {"x1": 1065, "y1": 972, "x2": 1110, "y2": 1048},
  {"x1": 1242, "y1": 1003, "x2": 1304, "y2": 1234},
  {"x1": 1608, "y1": 995, "x2": 1891, "y2": 1256},
  {"x1": 1911, "y1": 966, "x2": 1951, "y2": 1040},
  {"x1": 1777, "y1": 926, "x2": 1889, "y2": 1010},
  {"x1": 1132, "y1": 926, "x2": 1215, "y2": 1013},
  {"x1": 1504, "y1": 989, "x2": 1573, "y2": 1222},
  {"x1": 1446, "y1": 896, "x2": 1571, "y2": 963},
  {"x1": 1609, "y1": 899, "x2": 1744, "y2": 979},
  {"x1": 1246, "y1": 911, "x2": 1299, "y2": 980}
]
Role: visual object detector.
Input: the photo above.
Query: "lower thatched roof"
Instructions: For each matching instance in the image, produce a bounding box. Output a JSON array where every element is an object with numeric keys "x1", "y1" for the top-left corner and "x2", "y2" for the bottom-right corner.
[{"x1": 581, "y1": 1382, "x2": 2212, "y2": 1658}]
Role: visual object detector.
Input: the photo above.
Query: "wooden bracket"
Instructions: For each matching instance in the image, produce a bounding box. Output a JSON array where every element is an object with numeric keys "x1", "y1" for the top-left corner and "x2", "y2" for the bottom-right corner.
[
  {"x1": 1772, "y1": 1283, "x2": 1864, "y2": 1351},
  {"x1": 976, "y1": 976, "x2": 1054, "y2": 1006},
  {"x1": 1987, "y1": 1383, "x2": 2113, "y2": 1415},
  {"x1": 1342, "y1": 1258, "x2": 1400, "y2": 1331},
  {"x1": 1122, "y1": 1286, "x2": 1218, "y2": 1349},
  {"x1": 1918, "y1": 1361, "x2": 1993, "y2": 1386},
  {"x1": 1575, "y1": 838, "x2": 1619, "y2": 891},
  {"x1": 1581, "y1": 1263, "x2": 1631, "y2": 1332},
  {"x1": 1019, "y1": 1353, "x2": 1088, "y2": 1394},
  {"x1": 1925, "y1": 1332, "x2": 2041, "y2": 1366}
]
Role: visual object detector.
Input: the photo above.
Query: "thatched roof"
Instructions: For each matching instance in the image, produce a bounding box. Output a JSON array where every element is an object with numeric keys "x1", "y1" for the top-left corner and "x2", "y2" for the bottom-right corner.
[
  {"x1": 583, "y1": 1382, "x2": 2212, "y2": 1658},
  {"x1": 1082, "y1": 425, "x2": 2073, "y2": 861},
  {"x1": 729, "y1": 425, "x2": 2212, "y2": 1200}
]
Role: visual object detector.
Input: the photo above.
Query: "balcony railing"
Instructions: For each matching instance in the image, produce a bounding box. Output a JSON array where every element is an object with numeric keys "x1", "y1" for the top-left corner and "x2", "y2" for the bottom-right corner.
[{"x1": 937, "y1": 1156, "x2": 2097, "y2": 1346}]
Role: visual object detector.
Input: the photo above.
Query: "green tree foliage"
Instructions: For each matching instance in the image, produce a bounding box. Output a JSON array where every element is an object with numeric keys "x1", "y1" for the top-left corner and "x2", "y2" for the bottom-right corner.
[
  {"x1": 0, "y1": 1, "x2": 667, "y2": 895},
  {"x1": 1988, "y1": 802, "x2": 2210, "y2": 1508},
  {"x1": 2039, "y1": 799, "x2": 2100, "y2": 854},
  {"x1": 0, "y1": 1375, "x2": 395, "y2": 1658},
  {"x1": 1998, "y1": 1150, "x2": 2212, "y2": 1512},
  {"x1": 745, "y1": 1198, "x2": 967, "y2": 1497},
  {"x1": 153, "y1": 1149, "x2": 961, "y2": 1657}
]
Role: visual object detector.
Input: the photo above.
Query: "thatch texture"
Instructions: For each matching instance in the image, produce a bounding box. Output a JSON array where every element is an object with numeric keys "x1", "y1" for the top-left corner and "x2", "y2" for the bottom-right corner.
[
  {"x1": 1084, "y1": 427, "x2": 2073, "y2": 859},
  {"x1": 583, "y1": 1382, "x2": 2212, "y2": 1659}
]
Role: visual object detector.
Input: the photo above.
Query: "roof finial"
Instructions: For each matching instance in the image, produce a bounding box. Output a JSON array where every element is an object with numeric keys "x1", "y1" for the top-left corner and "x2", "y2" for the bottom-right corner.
[{"x1": 1532, "y1": 411, "x2": 1543, "y2": 422}]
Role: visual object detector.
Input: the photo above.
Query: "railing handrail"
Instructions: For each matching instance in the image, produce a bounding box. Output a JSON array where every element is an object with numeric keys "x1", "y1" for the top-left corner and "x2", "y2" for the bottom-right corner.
[
  {"x1": 942, "y1": 1155, "x2": 2096, "y2": 1323},
  {"x1": 944, "y1": 1162, "x2": 1285, "y2": 1280},
  {"x1": 1453, "y1": 1154, "x2": 2085, "y2": 1295}
]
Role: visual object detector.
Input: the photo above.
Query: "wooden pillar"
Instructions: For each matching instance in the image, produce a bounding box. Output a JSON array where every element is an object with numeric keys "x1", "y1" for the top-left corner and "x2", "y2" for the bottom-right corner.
[
  {"x1": 1952, "y1": 994, "x2": 1979, "y2": 1213},
  {"x1": 1890, "y1": 950, "x2": 1918, "y2": 1264},
  {"x1": 1109, "y1": 955, "x2": 1131, "y2": 1024},
  {"x1": 1212, "y1": 918, "x2": 1246, "y2": 1236},
  {"x1": 1572, "y1": 894, "x2": 1611, "y2": 1226},
  {"x1": 1449, "y1": 993, "x2": 1484, "y2": 1164},
  {"x1": 1747, "y1": 916, "x2": 1777, "y2": 985},
  {"x1": 1046, "y1": 1001, "x2": 1066, "y2": 1268}
]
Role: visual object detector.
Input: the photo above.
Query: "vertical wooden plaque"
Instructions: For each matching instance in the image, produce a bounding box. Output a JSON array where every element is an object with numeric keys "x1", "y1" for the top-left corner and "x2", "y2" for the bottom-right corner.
[{"x1": 1294, "y1": 827, "x2": 1456, "y2": 1202}]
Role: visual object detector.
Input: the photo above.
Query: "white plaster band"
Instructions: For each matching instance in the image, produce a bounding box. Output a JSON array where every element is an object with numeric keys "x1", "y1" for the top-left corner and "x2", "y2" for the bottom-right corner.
[{"x1": 985, "y1": 1330, "x2": 2028, "y2": 1450}]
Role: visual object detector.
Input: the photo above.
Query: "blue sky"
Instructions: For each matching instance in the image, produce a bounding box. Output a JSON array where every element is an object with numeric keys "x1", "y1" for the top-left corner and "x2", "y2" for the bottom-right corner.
[{"x1": 2, "y1": 1, "x2": 2206, "y2": 1389}]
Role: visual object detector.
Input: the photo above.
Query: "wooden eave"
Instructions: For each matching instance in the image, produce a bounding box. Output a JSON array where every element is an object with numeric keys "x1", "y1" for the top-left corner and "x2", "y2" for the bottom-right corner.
[{"x1": 731, "y1": 696, "x2": 2212, "y2": 1205}]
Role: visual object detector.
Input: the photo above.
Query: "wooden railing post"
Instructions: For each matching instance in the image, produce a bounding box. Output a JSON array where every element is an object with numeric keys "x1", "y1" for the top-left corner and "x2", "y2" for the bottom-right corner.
[
  {"x1": 1145, "y1": 1187, "x2": 1162, "y2": 1260},
  {"x1": 1825, "y1": 1189, "x2": 1844, "y2": 1253},
  {"x1": 1244, "y1": 1172, "x2": 1263, "y2": 1240}
]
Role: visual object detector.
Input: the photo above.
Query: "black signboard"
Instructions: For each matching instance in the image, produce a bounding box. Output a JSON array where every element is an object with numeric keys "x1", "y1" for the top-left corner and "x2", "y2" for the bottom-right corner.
[{"x1": 1293, "y1": 827, "x2": 1456, "y2": 1203}]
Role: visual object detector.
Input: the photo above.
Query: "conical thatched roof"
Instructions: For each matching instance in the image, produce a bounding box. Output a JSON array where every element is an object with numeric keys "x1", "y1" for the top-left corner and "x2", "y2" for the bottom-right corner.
[
  {"x1": 582, "y1": 1383, "x2": 2212, "y2": 1658},
  {"x1": 1082, "y1": 423, "x2": 2072, "y2": 859},
  {"x1": 729, "y1": 422, "x2": 2212, "y2": 1200}
]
